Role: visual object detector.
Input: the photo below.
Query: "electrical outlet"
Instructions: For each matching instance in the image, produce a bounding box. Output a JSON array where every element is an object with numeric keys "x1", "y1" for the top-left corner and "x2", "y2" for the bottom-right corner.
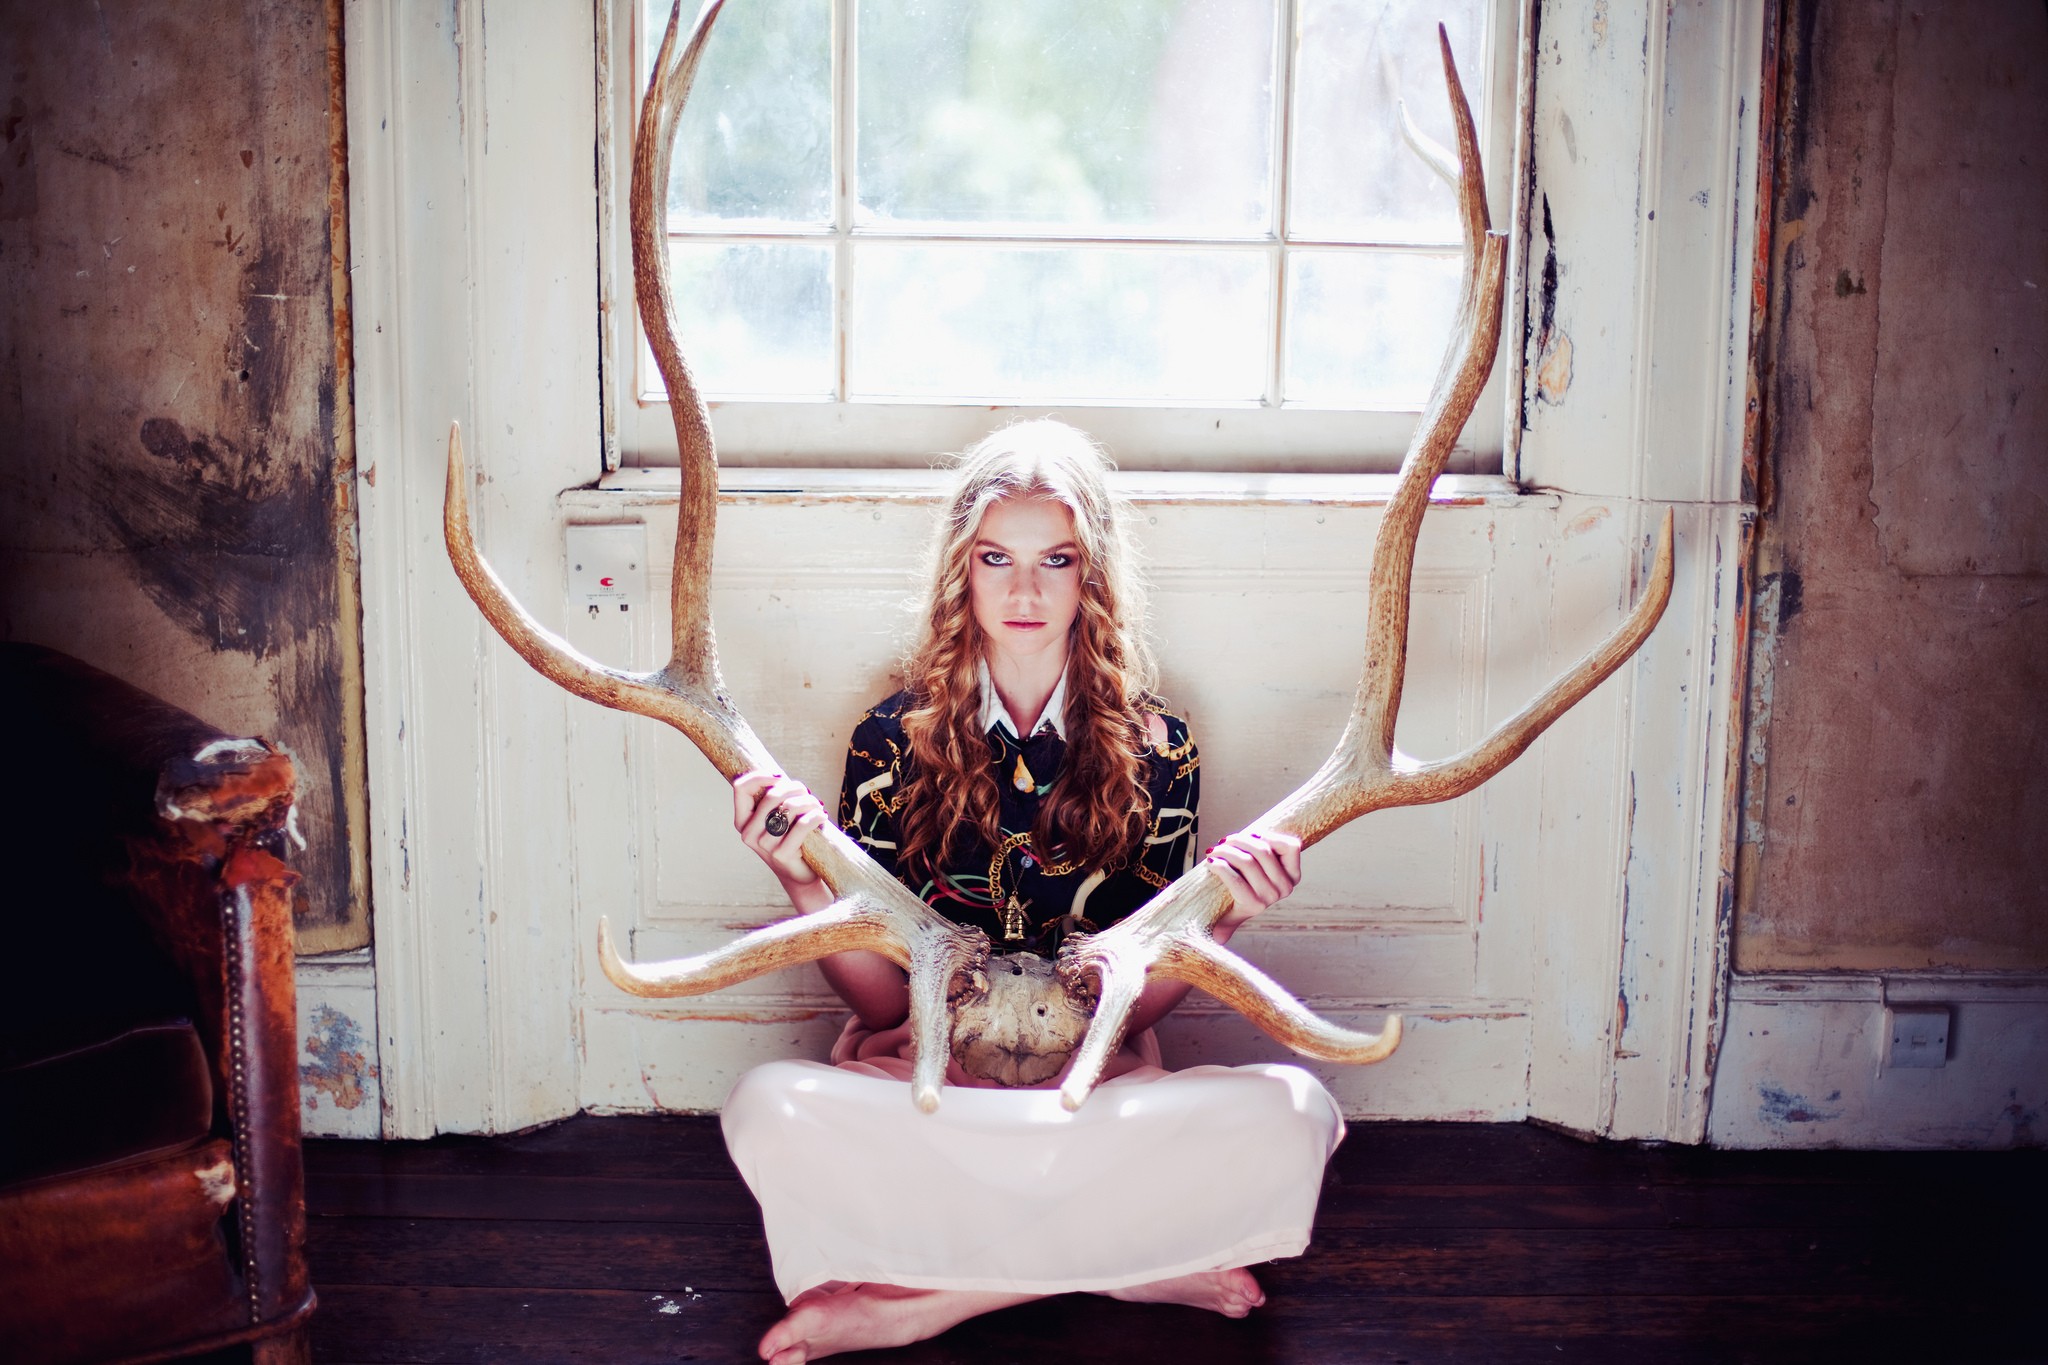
[
  {"x1": 565, "y1": 524, "x2": 647, "y2": 618},
  {"x1": 1884, "y1": 1005, "x2": 1950, "y2": 1069}
]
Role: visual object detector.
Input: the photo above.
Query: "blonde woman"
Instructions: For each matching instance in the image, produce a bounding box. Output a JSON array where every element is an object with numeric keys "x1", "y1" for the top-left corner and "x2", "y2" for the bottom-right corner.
[{"x1": 722, "y1": 420, "x2": 1340, "y2": 1364}]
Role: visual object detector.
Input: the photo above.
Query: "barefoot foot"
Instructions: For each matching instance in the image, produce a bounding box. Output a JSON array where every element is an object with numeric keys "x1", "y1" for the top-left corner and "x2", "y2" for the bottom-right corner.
[
  {"x1": 758, "y1": 1284, "x2": 1044, "y2": 1363},
  {"x1": 1102, "y1": 1267, "x2": 1265, "y2": 1318}
]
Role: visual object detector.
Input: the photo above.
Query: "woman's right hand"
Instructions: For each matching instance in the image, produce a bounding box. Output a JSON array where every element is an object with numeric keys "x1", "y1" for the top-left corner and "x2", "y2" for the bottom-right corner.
[
  {"x1": 734, "y1": 771, "x2": 830, "y2": 898},
  {"x1": 738, "y1": 771, "x2": 902, "y2": 1020}
]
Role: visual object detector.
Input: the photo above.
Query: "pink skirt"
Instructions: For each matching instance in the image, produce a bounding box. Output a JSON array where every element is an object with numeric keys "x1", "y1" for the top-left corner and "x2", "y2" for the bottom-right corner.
[{"x1": 721, "y1": 1017, "x2": 1345, "y2": 1301}]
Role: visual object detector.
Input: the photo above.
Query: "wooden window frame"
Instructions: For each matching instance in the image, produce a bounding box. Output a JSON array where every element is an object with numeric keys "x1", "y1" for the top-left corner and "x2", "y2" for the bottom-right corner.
[{"x1": 598, "y1": 0, "x2": 1524, "y2": 472}]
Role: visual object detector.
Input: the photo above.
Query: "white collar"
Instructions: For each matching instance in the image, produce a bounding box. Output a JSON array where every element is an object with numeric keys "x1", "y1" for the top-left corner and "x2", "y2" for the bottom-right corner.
[{"x1": 978, "y1": 659, "x2": 1069, "y2": 741}]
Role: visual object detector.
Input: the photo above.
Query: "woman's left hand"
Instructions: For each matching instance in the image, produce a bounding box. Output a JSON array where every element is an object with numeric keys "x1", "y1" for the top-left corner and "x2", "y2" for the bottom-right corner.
[{"x1": 1207, "y1": 830, "x2": 1304, "y2": 924}]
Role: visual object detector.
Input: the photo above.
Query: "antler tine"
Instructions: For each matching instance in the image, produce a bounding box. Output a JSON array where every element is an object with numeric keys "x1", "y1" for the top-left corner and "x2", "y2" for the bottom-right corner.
[
  {"x1": 445, "y1": 423, "x2": 699, "y2": 729},
  {"x1": 1414, "y1": 507, "x2": 1676, "y2": 801},
  {"x1": 1057, "y1": 872, "x2": 1407, "y2": 1111},
  {"x1": 445, "y1": 0, "x2": 990, "y2": 1111},
  {"x1": 597, "y1": 898, "x2": 906, "y2": 996},
  {"x1": 636, "y1": 0, "x2": 726, "y2": 688},
  {"x1": 445, "y1": 0, "x2": 755, "y2": 773},
  {"x1": 1166, "y1": 935, "x2": 1402, "y2": 1064},
  {"x1": 1345, "y1": 24, "x2": 1503, "y2": 790},
  {"x1": 1381, "y1": 44, "x2": 1459, "y2": 192},
  {"x1": 597, "y1": 893, "x2": 969, "y2": 1114}
]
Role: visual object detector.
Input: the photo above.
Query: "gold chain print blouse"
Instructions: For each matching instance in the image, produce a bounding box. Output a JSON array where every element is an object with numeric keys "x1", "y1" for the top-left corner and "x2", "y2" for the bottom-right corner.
[{"x1": 836, "y1": 691, "x2": 1202, "y2": 957}]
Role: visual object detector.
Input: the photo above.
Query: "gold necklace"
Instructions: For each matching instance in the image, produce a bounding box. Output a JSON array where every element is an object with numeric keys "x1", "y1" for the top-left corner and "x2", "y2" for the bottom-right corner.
[{"x1": 987, "y1": 830, "x2": 1080, "y2": 922}]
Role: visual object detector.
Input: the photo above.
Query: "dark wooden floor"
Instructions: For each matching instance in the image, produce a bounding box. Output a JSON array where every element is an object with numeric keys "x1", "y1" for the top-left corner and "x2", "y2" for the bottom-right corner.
[{"x1": 301, "y1": 1115, "x2": 2043, "y2": 1364}]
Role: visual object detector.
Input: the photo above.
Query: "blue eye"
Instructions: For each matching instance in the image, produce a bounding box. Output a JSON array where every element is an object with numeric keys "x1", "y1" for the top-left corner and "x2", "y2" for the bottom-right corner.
[
  {"x1": 978, "y1": 550, "x2": 1011, "y2": 567},
  {"x1": 1043, "y1": 553, "x2": 1074, "y2": 569}
]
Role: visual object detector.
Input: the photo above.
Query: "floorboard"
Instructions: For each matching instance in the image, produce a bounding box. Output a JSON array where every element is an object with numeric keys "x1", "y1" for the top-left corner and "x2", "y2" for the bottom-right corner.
[{"x1": 302, "y1": 1116, "x2": 2044, "y2": 1364}]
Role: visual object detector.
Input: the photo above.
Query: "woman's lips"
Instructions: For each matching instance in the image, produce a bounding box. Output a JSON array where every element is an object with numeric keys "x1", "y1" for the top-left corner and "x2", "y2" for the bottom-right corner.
[{"x1": 1004, "y1": 620, "x2": 1045, "y2": 630}]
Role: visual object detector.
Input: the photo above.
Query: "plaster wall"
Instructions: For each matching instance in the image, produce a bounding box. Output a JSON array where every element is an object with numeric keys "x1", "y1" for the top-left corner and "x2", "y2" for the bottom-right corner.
[
  {"x1": 1738, "y1": 0, "x2": 2048, "y2": 972},
  {"x1": 0, "y1": 0, "x2": 365, "y2": 951}
]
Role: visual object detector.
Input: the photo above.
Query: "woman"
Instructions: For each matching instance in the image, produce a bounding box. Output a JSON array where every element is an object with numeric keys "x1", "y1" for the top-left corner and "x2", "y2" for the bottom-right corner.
[{"x1": 721, "y1": 420, "x2": 1337, "y2": 1365}]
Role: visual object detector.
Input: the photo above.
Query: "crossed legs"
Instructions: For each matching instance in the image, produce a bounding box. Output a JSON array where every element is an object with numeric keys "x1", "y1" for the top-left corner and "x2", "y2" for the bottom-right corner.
[{"x1": 758, "y1": 1267, "x2": 1267, "y2": 1364}]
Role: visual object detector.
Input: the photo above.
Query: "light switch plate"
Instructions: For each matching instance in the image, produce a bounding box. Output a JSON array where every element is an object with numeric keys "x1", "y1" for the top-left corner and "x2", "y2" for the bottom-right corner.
[
  {"x1": 565, "y1": 523, "x2": 647, "y2": 617},
  {"x1": 1884, "y1": 1005, "x2": 1950, "y2": 1069}
]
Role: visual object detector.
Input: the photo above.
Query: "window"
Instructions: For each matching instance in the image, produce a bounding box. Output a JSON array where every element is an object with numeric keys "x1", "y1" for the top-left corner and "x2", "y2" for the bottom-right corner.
[{"x1": 603, "y1": 0, "x2": 1517, "y2": 469}]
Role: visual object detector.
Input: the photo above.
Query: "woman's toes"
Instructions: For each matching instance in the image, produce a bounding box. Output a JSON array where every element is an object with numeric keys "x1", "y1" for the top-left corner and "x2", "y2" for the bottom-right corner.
[
  {"x1": 1215, "y1": 1268, "x2": 1264, "y2": 1315},
  {"x1": 758, "y1": 1307, "x2": 817, "y2": 1362}
]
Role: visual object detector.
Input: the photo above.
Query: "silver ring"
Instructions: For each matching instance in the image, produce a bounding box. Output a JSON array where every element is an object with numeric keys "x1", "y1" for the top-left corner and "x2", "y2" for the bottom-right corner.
[{"x1": 763, "y1": 804, "x2": 792, "y2": 838}]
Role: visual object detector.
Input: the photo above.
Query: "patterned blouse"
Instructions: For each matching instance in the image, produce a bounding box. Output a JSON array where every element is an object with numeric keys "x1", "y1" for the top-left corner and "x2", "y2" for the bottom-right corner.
[{"x1": 837, "y1": 689, "x2": 1202, "y2": 957}]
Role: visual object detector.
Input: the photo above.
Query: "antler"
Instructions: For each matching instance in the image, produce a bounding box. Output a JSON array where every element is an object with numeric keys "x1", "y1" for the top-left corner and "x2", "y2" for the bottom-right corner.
[
  {"x1": 442, "y1": 0, "x2": 987, "y2": 1114},
  {"x1": 1053, "y1": 28, "x2": 1676, "y2": 1111}
]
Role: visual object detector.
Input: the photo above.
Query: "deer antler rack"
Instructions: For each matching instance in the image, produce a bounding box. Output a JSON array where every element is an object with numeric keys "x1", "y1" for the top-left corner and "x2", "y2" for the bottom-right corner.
[{"x1": 444, "y1": 3, "x2": 1674, "y2": 1115}]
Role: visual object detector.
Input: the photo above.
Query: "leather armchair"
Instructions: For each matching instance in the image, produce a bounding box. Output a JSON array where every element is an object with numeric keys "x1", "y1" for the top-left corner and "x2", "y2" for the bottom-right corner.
[{"x1": 0, "y1": 645, "x2": 314, "y2": 1365}]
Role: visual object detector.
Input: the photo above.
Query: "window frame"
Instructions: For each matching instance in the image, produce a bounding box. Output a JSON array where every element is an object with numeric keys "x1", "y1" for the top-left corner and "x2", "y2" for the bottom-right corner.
[{"x1": 597, "y1": 0, "x2": 1525, "y2": 472}]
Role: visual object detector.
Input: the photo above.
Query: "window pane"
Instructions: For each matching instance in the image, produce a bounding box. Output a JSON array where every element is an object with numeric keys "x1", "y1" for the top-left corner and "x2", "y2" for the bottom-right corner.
[
  {"x1": 1290, "y1": 0, "x2": 1486, "y2": 244},
  {"x1": 644, "y1": 242, "x2": 835, "y2": 398},
  {"x1": 1284, "y1": 250, "x2": 1460, "y2": 407},
  {"x1": 855, "y1": 0, "x2": 1276, "y2": 234},
  {"x1": 651, "y1": 0, "x2": 832, "y2": 226},
  {"x1": 849, "y1": 243, "x2": 1268, "y2": 401}
]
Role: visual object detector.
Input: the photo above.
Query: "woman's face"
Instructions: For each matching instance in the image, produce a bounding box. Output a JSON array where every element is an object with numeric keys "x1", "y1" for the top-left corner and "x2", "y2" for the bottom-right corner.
[{"x1": 967, "y1": 496, "x2": 1085, "y2": 667}]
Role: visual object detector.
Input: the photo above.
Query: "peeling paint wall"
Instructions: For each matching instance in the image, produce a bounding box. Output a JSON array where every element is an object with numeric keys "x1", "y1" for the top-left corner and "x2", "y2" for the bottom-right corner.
[
  {"x1": 298, "y1": 982, "x2": 379, "y2": 1139},
  {"x1": 1739, "y1": 1, "x2": 2048, "y2": 971},
  {"x1": 1708, "y1": 977, "x2": 2048, "y2": 1149},
  {"x1": 0, "y1": 0, "x2": 366, "y2": 951}
]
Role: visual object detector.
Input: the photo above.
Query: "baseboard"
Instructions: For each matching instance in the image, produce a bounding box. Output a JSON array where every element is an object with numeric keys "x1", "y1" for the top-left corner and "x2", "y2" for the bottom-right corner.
[
  {"x1": 1707, "y1": 971, "x2": 2048, "y2": 1149},
  {"x1": 296, "y1": 951, "x2": 381, "y2": 1139}
]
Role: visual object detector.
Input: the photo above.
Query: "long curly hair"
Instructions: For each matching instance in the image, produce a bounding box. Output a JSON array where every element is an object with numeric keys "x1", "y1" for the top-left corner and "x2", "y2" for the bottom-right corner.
[{"x1": 896, "y1": 420, "x2": 1157, "y2": 882}]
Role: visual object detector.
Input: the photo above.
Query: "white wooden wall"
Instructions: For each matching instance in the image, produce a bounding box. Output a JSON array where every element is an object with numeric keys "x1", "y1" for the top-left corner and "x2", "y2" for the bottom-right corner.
[
  {"x1": 560, "y1": 480, "x2": 1635, "y2": 1122},
  {"x1": 318, "y1": 0, "x2": 1766, "y2": 1142}
]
